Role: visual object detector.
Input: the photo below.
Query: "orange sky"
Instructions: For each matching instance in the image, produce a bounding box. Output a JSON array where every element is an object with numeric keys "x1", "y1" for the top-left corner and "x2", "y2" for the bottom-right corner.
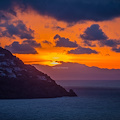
[{"x1": 1, "y1": 10, "x2": 120, "y2": 69}]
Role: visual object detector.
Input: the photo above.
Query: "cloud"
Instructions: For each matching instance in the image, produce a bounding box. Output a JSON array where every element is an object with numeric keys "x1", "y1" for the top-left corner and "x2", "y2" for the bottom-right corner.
[
  {"x1": 1, "y1": 0, "x2": 120, "y2": 23},
  {"x1": 0, "y1": 1, "x2": 16, "y2": 20},
  {"x1": 20, "y1": 0, "x2": 120, "y2": 23},
  {"x1": 80, "y1": 24, "x2": 120, "y2": 53},
  {"x1": 5, "y1": 39, "x2": 41, "y2": 54},
  {"x1": 0, "y1": 1, "x2": 16, "y2": 16},
  {"x1": 84, "y1": 40, "x2": 96, "y2": 47},
  {"x1": 68, "y1": 46, "x2": 98, "y2": 54},
  {"x1": 99, "y1": 39, "x2": 120, "y2": 53},
  {"x1": 80, "y1": 24, "x2": 120, "y2": 49},
  {"x1": 23, "y1": 39, "x2": 41, "y2": 47},
  {"x1": 42, "y1": 40, "x2": 52, "y2": 44},
  {"x1": 98, "y1": 39, "x2": 120, "y2": 53},
  {"x1": 80, "y1": 24, "x2": 108, "y2": 41},
  {"x1": 0, "y1": 11, "x2": 14, "y2": 27},
  {"x1": 104, "y1": 40, "x2": 118, "y2": 47},
  {"x1": 54, "y1": 34, "x2": 78, "y2": 48},
  {"x1": 100, "y1": 39, "x2": 119, "y2": 47},
  {"x1": 0, "y1": 20, "x2": 34, "y2": 39},
  {"x1": 8, "y1": 9, "x2": 16, "y2": 16},
  {"x1": 112, "y1": 47, "x2": 120, "y2": 53},
  {"x1": 0, "y1": 0, "x2": 13, "y2": 11},
  {"x1": 0, "y1": 12, "x2": 9, "y2": 21},
  {"x1": 52, "y1": 26, "x2": 65, "y2": 31}
]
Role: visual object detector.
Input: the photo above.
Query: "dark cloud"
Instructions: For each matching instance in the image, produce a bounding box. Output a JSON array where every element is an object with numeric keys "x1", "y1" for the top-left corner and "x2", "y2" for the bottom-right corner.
[
  {"x1": 0, "y1": 11, "x2": 13, "y2": 26},
  {"x1": 23, "y1": 39, "x2": 41, "y2": 47},
  {"x1": 20, "y1": 0, "x2": 120, "y2": 23},
  {"x1": 8, "y1": 9, "x2": 17, "y2": 16},
  {"x1": 80, "y1": 24, "x2": 108, "y2": 41},
  {"x1": 104, "y1": 40, "x2": 117, "y2": 47},
  {"x1": 112, "y1": 47, "x2": 120, "y2": 53},
  {"x1": 98, "y1": 39, "x2": 120, "y2": 53},
  {"x1": 0, "y1": 13, "x2": 9, "y2": 21},
  {"x1": 54, "y1": 34, "x2": 78, "y2": 48},
  {"x1": 1, "y1": 0, "x2": 120, "y2": 23},
  {"x1": 84, "y1": 40, "x2": 96, "y2": 47},
  {"x1": 99, "y1": 39, "x2": 120, "y2": 53},
  {"x1": 100, "y1": 39, "x2": 119, "y2": 47},
  {"x1": 5, "y1": 39, "x2": 41, "y2": 54},
  {"x1": 68, "y1": 46, "x2": 98, "y2": 54},
  {"x1": 100, "y1": 39, "x2": 120, "y2": 53},
  {"x1": 42, "y1": 40, "x2": 52, "y2": 44},
  {"x1": 80, "y1": 24, "x2": 120, "y2": 53},
  {"x1": 0, "y1": 0, "x2": 17, "y2": 18},
  {"x1": 52, "y1": 26, "x2": 65, "y2": 31},
  {"x1": 0, "y1": 20, "x2": 34, "y2": 39},
  {"x1": 0, "y1": 0, "x2": 13, "y2": 11}
]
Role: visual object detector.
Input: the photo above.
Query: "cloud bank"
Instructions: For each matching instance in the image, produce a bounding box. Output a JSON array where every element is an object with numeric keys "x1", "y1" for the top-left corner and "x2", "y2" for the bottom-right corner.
[
  {"x1": 5, "y1": 40, "x2": 41, "y2": 54},
  {"x1": 68, "y1": 46, "x2": 98, "y2": 54},
  {"x1": 0, "y1": 20, "x2": 34, "y2": 39},
  {"x1": 81, "y1": 24, "x2": 120, "y2": 53},
  {"x1": 1, "y1": 0, "x2": 120, "y2": 23}
]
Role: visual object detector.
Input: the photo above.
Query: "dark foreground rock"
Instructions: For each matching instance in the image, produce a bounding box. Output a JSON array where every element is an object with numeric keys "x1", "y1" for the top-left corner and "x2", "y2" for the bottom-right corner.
[{"x1": 0, "y1": 47, "x2": 77, "y2": 99}]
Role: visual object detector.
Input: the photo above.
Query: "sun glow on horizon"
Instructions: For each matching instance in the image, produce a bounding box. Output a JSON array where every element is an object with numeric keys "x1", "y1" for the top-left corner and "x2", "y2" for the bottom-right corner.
[
  {"x1": 1, "y1": 10, "x2": 120, "y2": 69},
  {"x1": 50, "y1": 61, "x2": 61, "y2": 66}
]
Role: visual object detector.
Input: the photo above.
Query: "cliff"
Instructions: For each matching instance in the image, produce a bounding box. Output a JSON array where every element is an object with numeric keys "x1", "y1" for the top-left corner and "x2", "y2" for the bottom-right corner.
[{"x1": 0, "y1": 47, "x2": 77, "y2": 99}]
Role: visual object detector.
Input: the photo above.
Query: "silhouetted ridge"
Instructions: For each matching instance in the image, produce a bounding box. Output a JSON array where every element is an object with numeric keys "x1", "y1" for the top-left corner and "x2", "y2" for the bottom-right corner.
[{"x1": 0, "y1": 47, "x2": 77, "y2": 99}]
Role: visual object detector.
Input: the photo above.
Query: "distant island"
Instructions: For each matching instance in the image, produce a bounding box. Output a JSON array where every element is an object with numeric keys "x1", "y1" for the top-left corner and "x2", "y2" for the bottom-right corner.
[{"x1": 0, "y1": 47, "x2": 77, "y2": 99}]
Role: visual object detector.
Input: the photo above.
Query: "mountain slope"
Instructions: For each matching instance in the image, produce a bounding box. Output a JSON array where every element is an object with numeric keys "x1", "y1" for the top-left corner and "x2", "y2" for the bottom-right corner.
[
  {"x1": 0, "y1": 47, "x2": 77, "y2": 99},
  {"x1": 34, "y1": 62, "x2": 120, "y2": 80}
]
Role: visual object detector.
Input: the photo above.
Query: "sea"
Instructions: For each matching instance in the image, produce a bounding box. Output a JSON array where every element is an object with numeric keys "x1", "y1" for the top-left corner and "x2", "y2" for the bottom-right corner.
[{"x1": 0, "y1": 80, "x2": 120, "y2": 120}]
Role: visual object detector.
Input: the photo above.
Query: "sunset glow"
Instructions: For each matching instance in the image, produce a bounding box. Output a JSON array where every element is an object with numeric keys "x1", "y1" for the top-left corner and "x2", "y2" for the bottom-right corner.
[
  {"x1": 1, "y1": 1, "x2": 120, "y2": 120},
  {"x1": 0, "y1": 3, "x2": 120, "y2": 70}
]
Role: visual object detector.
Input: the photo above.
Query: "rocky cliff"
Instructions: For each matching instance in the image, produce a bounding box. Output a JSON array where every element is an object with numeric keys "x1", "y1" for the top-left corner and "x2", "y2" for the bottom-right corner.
[{"x1": 0, "y1": 47, "x2": 77, "y2": 99}]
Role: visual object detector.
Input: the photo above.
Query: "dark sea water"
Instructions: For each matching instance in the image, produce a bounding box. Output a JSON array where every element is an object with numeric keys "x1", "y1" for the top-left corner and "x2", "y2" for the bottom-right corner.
[{"x1": 0, "y1": 80, "x2": 120, "y2": 120}]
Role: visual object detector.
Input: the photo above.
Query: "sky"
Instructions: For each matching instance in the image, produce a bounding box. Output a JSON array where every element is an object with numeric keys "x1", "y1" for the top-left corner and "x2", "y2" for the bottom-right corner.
[{"x1": 0, "y1": 0, "x2": 120, "y2": 80}]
